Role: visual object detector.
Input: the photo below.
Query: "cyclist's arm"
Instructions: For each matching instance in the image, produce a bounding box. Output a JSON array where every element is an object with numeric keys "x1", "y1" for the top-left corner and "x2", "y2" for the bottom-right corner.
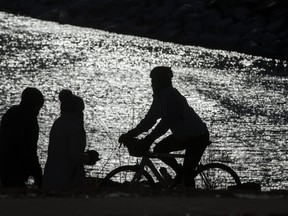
[
  {"x1": 129, "y1": 96, "x2": 160, "y2": 136},
  {"x1": 146, "y1": 88, "x2": 183, "y2": 141},
  {"x1": 145, "y1": 119, "x2": 169, "y2": 141}
]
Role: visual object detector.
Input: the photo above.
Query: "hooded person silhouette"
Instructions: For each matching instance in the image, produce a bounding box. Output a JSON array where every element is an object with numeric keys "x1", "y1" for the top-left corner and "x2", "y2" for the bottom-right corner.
[{"x1": 43, "y1": 89, "x2": 99, "y2": 191}]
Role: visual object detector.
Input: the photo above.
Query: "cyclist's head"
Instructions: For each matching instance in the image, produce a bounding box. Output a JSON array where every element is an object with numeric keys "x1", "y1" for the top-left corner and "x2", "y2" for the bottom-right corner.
[
  {"x1": 150, "y1": 66, "x2": 173, "y2": 80},
  {"x1": 150, "y1": 66, "x2": 173, "y2": 94}
]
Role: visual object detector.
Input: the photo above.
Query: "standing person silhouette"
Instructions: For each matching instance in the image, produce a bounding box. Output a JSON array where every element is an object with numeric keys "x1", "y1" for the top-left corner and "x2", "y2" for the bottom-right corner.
[
  {"x1": 43, "y1": 89, "x2": 98, "y2": 192},
  {"x1": 0, "y1": 87, "x2": 44, "y2": 188},
  {"x1": 119, "y1": 66, "x2": 210, "y2": 187}
]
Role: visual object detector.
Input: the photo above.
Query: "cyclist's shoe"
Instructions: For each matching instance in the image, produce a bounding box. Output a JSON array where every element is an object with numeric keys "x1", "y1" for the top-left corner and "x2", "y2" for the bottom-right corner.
[
  {"x1": 183, "y1": 179, "x2": 196, "y2": 188},
  {"x1": 170, "y1": 173, "x2": 184, "y2": 188}
]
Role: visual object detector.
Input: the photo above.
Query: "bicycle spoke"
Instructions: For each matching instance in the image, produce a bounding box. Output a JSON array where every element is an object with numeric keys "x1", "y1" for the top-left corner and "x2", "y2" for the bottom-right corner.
[{"x1": 194, "y1": 163, "x2": 241, "y2": 190}]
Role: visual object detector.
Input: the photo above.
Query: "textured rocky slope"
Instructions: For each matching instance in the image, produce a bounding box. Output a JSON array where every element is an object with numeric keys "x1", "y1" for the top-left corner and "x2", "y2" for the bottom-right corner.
[{"x1": 0, "y1": 0, "x2": 287, "y2": 60}]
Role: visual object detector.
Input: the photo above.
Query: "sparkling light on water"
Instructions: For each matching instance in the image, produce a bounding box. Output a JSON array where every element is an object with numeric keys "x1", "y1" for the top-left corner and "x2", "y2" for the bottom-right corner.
[{"x1": 0, "y1": 12, "x2": 287, "y2": 190}]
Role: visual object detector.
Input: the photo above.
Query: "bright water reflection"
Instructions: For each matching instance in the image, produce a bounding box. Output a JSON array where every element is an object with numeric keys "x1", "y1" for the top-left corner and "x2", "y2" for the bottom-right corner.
[{"x1": 0, "y1": 12, "x2": 287, "y2": 190}]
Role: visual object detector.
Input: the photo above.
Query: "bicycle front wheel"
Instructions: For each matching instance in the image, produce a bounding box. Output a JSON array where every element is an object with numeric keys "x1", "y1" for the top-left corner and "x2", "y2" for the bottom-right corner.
[
  {"x1": 101, "y1": 165, "x2": 155, "y2": 188},
  {"x1": 194, "y1": 163, "x2": 241, "y2": 190}
]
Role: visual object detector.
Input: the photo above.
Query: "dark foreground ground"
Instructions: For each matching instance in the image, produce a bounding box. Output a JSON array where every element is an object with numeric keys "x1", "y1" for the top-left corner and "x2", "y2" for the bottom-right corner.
[
  {"x1": 1, "y1": 187, "x2": 288, "y2": 215},
  {"x1": 1, "y1": 195, "x2": 288, "y2": 215}
]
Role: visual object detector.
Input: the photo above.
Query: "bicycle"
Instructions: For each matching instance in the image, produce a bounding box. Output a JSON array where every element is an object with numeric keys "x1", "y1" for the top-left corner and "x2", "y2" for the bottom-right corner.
[{"x1": 101, "y1": 146, "x2": 241, "y2": 190}]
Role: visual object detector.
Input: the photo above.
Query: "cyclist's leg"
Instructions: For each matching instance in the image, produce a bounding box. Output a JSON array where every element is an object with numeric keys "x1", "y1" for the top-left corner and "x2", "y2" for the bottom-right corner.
[
  {"x1": 183, "y1": 133, "x2": 210, "y2": 187},
  {"x1": 153, "y1": 135, "x2": 186, "y2": 175}
]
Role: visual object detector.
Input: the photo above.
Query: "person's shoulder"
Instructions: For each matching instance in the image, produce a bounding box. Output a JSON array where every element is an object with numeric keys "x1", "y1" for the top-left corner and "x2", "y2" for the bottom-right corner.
[
  {"x1": 171, "y1": 87, "x2": 181, "y2": 94},
  {"x1": 7, "y1": 105, "x2": 20, "y2": 112},
  {"x1": 51, "y1": 116, "x2": 76, "y2": 135},
  {"x1": 165, "y1": 87, "x2": 182, "y2": 97},
  {"x1": 1, "y1": 106, "x2": 21, "y2": 127},
  {"x1": 3, "y1": 105, "x2": 20, "y2": 117},
  {"x1": 53, "y1": 115, "x2": 72, "y2": 127},
  {"x1": 56, "y1": 115, "x2": 83, "y2": 131},
  {"x1": 162, "y1": 87, "x2": 187, "y2": 105}
]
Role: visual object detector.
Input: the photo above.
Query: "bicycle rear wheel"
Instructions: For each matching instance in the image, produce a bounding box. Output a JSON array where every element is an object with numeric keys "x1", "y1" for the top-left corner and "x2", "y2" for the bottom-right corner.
[
  {"x1": 194, "y1": 163, "x2": 241, "y2": 190},
  {"x1": 101, "y1": 165, "x2": 155, "y2": 188}
]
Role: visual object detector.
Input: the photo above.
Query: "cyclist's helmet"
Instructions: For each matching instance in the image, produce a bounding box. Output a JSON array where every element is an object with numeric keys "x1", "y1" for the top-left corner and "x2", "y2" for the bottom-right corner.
[{"x1": 150, "y1": 66, "x2": 173, "y2": 80}]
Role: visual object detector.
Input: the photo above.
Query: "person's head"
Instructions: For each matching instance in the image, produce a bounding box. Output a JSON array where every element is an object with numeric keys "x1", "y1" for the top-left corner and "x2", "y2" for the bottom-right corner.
[
  {"x1": 20, "y1": 87, "x2": 44, "y2": 115},
  {"x1": 150, "y1": 66, "x2": 173, "y2": 94},
  {"x1": 59, "y1": 89, "x2": 84, "y2": 119}
]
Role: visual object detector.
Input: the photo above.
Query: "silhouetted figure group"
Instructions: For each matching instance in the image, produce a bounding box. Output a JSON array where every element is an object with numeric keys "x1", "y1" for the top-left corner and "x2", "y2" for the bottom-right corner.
[
  {"x1": 0, "y1": 88, "x2": 99, "y2": 191},
  {"x1": 0, "y1": 66, "x2": 209, "y2": 191}
]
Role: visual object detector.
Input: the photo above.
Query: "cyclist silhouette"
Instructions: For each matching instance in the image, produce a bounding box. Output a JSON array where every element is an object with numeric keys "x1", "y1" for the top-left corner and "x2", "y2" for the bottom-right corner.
[{"x1": 119, "y1": 66, "x2": 210, "y2": 187}]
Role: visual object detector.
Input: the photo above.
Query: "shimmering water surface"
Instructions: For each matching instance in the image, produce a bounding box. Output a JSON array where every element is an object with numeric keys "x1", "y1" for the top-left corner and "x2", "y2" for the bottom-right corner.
[{"x1": 0, "y1": 12, "x2": 287, "y2": 191}]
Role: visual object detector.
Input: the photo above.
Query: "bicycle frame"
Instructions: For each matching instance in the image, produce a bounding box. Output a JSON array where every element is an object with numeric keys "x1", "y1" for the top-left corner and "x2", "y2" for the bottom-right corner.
[
  {"x1": 131, "y1": 155, "x2": 170, "y2": 188},
  {"x1": 130, "y1": 152, "x2": 193, "y2": 188}
]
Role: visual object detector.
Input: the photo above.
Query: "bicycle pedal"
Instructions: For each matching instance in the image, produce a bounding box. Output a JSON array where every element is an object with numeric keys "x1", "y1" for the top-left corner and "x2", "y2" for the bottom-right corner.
[{"x1": 159, "y1": 167, "x2": 173, "y2": 184}]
